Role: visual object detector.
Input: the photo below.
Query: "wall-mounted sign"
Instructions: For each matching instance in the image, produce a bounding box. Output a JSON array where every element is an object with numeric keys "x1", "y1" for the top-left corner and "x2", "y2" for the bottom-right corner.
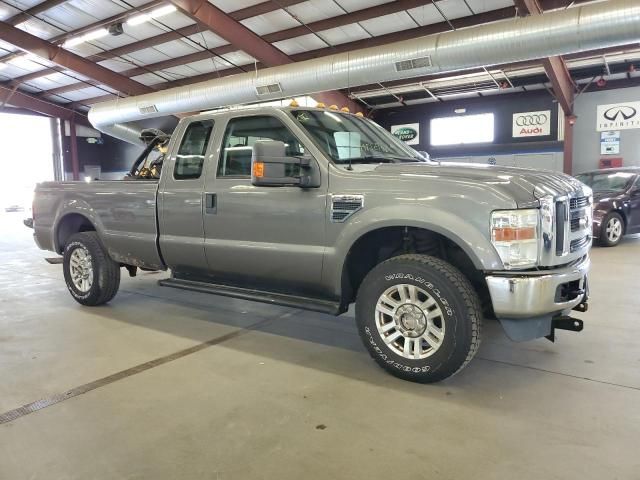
[
  {"x1": 600, "y1": 131, "x2": 620, "y2": 155},
  {"x1": 597, "y1": 101, "x2": 640, "y2": 131},
  {"x1": 512, "y1": 110, "x2": 551, "y2": 137},
  {"x1": 391, "y1": 123, "x2": 420, "y2": 145}
]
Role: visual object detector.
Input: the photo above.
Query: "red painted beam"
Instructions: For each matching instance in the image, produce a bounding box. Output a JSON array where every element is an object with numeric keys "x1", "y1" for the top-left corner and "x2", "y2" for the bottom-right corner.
[
  {"x1": 12, "y1": 0, "x2": 307, "y2": 89},
  {"x1": 170, "y1": 0, "x2": 291, "y2": 66},
  {"x1": 0, "y1": 21, "x2": 153, "y2": 96},
  {"x1": 0, "y1": 84, "x2": 86, "y2": 121}
]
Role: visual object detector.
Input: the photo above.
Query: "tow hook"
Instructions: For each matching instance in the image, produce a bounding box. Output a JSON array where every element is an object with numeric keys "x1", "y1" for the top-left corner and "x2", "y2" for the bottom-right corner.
[{"x1": 546, "y1": 315, "x2": 584, "y2": 342}]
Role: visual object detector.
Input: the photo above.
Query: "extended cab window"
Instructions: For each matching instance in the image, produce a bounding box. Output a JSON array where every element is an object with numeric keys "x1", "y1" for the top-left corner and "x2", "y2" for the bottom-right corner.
[
  {"x1": 218, "y1": 115, "x2": 305, "y2": 177},
  {"x1": 174, "y1": 120, "x2": 214, "y2": 180}
]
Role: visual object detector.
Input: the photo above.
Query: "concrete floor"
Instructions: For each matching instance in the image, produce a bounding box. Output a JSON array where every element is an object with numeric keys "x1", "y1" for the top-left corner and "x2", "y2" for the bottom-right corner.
[{"x1": 1, "y1": 211, "x2": 639, "y2": 480}]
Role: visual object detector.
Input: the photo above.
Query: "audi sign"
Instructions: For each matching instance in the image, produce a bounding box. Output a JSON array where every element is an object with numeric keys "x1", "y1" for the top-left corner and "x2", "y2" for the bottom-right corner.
[
  {"x1": 597, "y1": 101, "x2": 640, "y2": 131},
  {"x1": 512, "y1": 110, "x2": 551, "y2": 138}
]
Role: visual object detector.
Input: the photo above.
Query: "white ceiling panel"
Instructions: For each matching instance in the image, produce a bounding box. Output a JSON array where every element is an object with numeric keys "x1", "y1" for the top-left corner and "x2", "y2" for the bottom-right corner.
[
  {"x1": 26, "y1": 76, "x2": 72, "y2": 90},
  {"x1": 333, "y1": 0, "x2": 390, "y2": 13},
  {"x1": 17, "y1": 18, "x2": 63, "y2": 40},
  {"x1": 92, "y1": 33, "x2": 143, "y2": 50},
  {"x1": 96, "y1": 58, "x2": 132, "y2": 72},
  {"x1": 359, "y1": 11, "x2": 418, "y2": 36},
  {"x1": 286, "y1": 0, "x2": 346, "y2": 24},
  {"x1": 124, "y1": 47, "x2": 172, "y2": 65},
  {"x1": 435, "y1": 0, "x2": 473, "y2": 20},
  {"x1": 0, "y1": 39, "x2": 17, "y2": 54},
  {"x1": 317, "y1": 24, "x2": 370, "y2": 46},
  {"x1": 52, "y1": 86, "x2": 108, "y2": 101},
  {"x1": 150, "y1": 11, "x2": 194, "y2": 30},
  {"x1": 406, "y1": 4, "x2": 445, "y2": 26},
  {"x1": 41, "y1": 0, "x2": 124, "y2": 31},
  {"x1": 182, "y1": 58, "x2": 219, "y2": 74},
  {"x1": 49, "y1": 94, "x2": 72, "y2": 103},
  {"x1": 40, "y1": 71, "x2": 86, "y2": 86},
  {"x1": 17, "y1": 84, "x2": 41, "y2": 95},
  {"x1": 466, "y1": 0, "x2": 513, "y2": 14},
  {"x1": 131, "y1": 72, "x2": 169, "y2": 86},
  {"x1": 187, "y1": 30, "x2": 228, "y2": 49},
  {"x1": 153, "y1": 39, "x2": 201, "y2": 58},
  {"x1": 273, "y1": 34, "x2": 327, "y2": 56},
  {"x1": 159, "y1": 64, "x2": 199, "y2": 79},
  {"x1": 120, "y1": 22, "x2": 167, "y2": 42},
  {"x1": 220, "y1": 50, "x2": 255, "y2": 67},
  {"x1": 0, "y1": 4, "x2": 22, "y2": 21},
  {"x1": 11, "y1": 0, "x2": 42, "y2": 9},
  {"x1": 208, "y1": 0, "x2": 265, "y2": 13},
  {"x1": 64, "y1": 42, "x2": 105, "y2": 57},
  {"x1": 241, "y1": 10, "x2": 300, "y2": 36}
]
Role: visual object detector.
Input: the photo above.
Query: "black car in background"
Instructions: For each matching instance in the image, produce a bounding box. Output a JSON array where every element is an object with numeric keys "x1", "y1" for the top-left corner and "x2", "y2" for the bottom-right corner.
[{"x1": 575, "y1": 167, "x2": 640, "y2": 247}]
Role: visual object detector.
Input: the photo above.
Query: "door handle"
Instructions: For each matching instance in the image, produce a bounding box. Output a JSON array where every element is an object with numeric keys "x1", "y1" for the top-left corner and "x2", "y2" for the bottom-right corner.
[{"x1": 205, "y1": 193, "x2": 217, "y2": 214}]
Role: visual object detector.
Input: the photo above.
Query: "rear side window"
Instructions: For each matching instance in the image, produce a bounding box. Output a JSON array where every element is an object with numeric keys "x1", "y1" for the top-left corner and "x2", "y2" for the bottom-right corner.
[{"x1": 174, "y1": 120, "x2": 214, "y2": 180}]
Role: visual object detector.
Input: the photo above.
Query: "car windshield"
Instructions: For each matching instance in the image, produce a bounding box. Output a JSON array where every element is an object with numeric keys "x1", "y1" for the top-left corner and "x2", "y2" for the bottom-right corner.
[
  {"x1": 291, "y1": 109, "x2": 423, "y2": 164},
  {"x1": 579, "y1": 172, "x2": 636, "y2": 192}
]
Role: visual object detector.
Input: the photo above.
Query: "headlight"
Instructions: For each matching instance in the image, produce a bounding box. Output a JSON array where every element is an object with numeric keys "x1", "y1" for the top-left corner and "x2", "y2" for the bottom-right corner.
[{"x1": 491, "y1": 209, "x2": 539, "y2": 269}]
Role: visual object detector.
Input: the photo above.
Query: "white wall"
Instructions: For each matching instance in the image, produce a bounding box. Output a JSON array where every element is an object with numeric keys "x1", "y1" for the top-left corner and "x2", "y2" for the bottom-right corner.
[{"x1": 572, "y1": 86, "x2": 640, "y2": 174}]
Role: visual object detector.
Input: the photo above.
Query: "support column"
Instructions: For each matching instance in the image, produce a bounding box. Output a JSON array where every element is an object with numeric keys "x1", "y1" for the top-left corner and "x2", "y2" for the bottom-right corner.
[
  {"x1": 49, "y1": 118, "x2": 63, "y2": 181},
  {"x1": 69, "y1": 117, "x2": 80, "y2": 181},
  {"x1": 563, "y1": 115, "x2": 574, "y2": 175}
]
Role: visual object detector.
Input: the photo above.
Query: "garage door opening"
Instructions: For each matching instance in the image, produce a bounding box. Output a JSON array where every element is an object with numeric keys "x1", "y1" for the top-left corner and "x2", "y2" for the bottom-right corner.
[{"x1": 0, "y1": 113, "x2": 54, "y2": 215}]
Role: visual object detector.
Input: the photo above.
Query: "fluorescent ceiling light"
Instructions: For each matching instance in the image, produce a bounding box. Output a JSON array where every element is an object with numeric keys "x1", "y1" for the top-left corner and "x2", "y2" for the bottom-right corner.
[
  {"x1": 7, "y1": 54, "x2": 40, "y2": 69},
  {"x1": 126, "y1": 5, "x2": 177, "y2": 26},
  {"x1": 63, "y1": 27, "x2": 109, "y2": 48}
]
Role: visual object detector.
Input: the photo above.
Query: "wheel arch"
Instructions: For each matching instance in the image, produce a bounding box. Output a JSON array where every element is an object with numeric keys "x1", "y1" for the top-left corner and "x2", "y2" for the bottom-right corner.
[
  {"x1": 337, "y1": 223, "x2": 493, "y2": 308},
  {"x1": 55, "y1": 213, "x2": 97, "y2": 253}
]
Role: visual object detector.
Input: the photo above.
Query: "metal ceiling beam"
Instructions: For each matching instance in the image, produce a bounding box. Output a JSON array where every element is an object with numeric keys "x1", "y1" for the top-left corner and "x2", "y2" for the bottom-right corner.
[
  {"x1": 0, "y1": 22, "x2": 153, "y2": 96},
  {"x1": 0, "y1": 84, "x2": 86, "y2": 122},
  {"x1": 76, "y1": 6, "x2": 520, "y2": 106},
  {"x1": 170, "y1": 0, "x2": 291, "y2": 66},
  {"x1": 8, "y1": 0, "x2": 307, "y2": 87},
  {"x1": 6, "y1": 0, "x2": 69, "y2": 26},
  {"x1": 514, "y1": 0, "x2": 575, "y2": 114},
  {"x1": 51, "y1": 1, "x2": 512, "y2": 101},
  {"x1": 169, "y1": 0, "x2": 359, "y2": 110},
  {"x1": 0, "y1": 0, "x2": 165, "y2": 65}
]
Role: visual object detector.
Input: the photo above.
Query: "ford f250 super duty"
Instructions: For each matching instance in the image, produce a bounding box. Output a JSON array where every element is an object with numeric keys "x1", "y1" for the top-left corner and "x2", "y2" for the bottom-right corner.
[{"x1": 31, "y1": 106, "x2": 592, "y2": 383}]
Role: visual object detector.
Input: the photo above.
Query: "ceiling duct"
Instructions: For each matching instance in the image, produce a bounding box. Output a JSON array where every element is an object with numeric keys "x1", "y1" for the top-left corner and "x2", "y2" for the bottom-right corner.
[{"x1": 89, "y1": 0, "x2": 640, "y2": 144}]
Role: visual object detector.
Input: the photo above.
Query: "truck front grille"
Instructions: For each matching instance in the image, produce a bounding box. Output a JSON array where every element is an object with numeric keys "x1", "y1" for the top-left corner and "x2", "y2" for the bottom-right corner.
[{"x1": 570, "y1": 196, "x2": 589, "y2": 209}]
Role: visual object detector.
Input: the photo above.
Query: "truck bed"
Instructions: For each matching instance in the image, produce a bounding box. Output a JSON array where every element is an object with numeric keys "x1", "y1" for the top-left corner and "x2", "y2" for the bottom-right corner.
[{"x1": 34, "y1": 180, "x2": 164, "y2": 270}]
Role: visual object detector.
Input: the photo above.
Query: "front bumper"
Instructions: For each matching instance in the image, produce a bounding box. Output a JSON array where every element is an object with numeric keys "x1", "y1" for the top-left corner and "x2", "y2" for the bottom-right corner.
[{"x1": 485, "y1": 255, "x2": 590, "y2": 319}]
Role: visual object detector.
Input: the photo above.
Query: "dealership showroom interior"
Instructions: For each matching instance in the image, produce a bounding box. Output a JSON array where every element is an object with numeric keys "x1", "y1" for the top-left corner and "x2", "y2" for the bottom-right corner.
[{"x1": 1, "y1": 0, "x2": 640, "y2": 478}]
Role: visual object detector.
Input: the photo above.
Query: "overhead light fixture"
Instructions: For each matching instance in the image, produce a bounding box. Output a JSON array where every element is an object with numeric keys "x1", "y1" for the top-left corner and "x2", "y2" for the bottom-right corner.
[
  {"x1": 126, "y1": 5, "x2": 177, "y2": 26},
  {"x1": 454, "y1": 108, "x2": 466, "y2": 114},
  {"x1": 63, "y1": 27, "x2": 109, "y2": 48}
]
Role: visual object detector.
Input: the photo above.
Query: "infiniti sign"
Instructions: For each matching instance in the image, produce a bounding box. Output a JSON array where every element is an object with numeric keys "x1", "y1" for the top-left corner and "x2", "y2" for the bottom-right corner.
[{"x1": 597, "y1": 101, "x2": 640, "y2": 131}]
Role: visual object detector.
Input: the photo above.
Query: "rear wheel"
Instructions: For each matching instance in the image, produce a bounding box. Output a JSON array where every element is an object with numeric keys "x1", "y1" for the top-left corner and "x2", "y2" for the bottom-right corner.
[
  {"x1": 63, "y1": 232, "x2": 120, "y2": 306},
  {"x1": 599, "y1": 212, "x2": 624, "y2": 247},
  {"x1": 355, "y1": 254, "x2": 482, "y2": 383}
]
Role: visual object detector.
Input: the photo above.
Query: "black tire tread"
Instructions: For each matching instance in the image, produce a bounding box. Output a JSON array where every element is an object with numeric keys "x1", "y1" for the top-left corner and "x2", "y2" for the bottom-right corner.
[
  {"x1": 64, "y1": 232, "x2": 120, "y2": 306},
  {"x1": 357, "y1": 254, "x2": 483, "y2": 382}
]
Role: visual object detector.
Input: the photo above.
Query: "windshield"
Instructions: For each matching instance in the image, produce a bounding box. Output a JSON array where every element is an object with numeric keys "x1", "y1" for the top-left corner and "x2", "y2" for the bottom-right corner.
[
  {"x1": 578, "y1": 172, "x2": 636, "y2": 193},
  {"x1": 291, "y1": 109, "x2": 423, "y2": 164}
]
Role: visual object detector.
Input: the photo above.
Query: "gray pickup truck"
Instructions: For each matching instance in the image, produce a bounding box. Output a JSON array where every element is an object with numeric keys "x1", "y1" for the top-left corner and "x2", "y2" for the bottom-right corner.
[{"x1": 32, "y1": 106, "x2": 592, "y2": 383}]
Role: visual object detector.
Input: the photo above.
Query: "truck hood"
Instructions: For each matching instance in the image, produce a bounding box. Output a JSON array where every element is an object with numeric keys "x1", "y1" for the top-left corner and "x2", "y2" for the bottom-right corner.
[{"x1": 372, "y1": 162, "x2": 587, "y2": 207}]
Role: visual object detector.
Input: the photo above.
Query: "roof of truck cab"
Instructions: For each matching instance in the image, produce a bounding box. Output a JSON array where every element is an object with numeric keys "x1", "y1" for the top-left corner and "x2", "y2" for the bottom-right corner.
[
  {"x1": 578, "y1": 167, "x2": 640, "y2": 175},
  {"x1": 189, "y1": 105, "x2": 363, "y2": 120}
]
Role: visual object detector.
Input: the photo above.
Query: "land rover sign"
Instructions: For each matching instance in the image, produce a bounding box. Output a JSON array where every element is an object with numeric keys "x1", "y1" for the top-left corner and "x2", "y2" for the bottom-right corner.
[{"x1": 391, "y1": 123, "x2": 420, "y2": 145}]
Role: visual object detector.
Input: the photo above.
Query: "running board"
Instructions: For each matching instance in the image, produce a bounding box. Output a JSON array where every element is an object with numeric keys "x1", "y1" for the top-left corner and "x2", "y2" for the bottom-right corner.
[{"x1": 158, "y1": 278, "x2": 343, "y2": 315}]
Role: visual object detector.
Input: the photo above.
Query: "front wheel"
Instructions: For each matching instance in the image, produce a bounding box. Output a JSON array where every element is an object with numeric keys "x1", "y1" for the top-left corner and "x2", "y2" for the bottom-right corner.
[
  {"x1": 355, "y1": 254, "x2": 482, "y2": 383},
  {"x1": 599, "y1": 212, "x2": 624, "y2": 247},
  {"x1": 63, "y1": 232, "x2": 121, "y2": 306}
]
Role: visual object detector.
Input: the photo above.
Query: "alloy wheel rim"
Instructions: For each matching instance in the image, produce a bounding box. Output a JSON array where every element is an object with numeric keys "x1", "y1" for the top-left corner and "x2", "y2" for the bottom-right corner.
[
  {"x1": 69, "y1": 247, "x2": 93, "y2": 293},
  {"x1": 375, "y1": 283, "x2": 445, "y2": 360},
  {"x1": 606, "y1": 218, "x2": 622, "y2": 242}
]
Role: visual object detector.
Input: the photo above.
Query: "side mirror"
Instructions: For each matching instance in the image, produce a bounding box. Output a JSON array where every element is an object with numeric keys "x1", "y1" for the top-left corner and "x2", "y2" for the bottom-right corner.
[
  {"x1": 416, "y1": 150, "x2": 430, "y2": 161},
  {"x1": 251, "y1": 140, "x2": 319, "y2": 188}
]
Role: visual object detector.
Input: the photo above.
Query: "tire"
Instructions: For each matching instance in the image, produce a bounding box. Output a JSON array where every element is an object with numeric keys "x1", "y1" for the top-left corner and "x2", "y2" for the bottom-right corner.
[
  {"x1": 355, "y1": 254, "x2": 482, "y2": 383},
  {"x1": 63, "y1": 232, "x2": 121, "y2": 306},
  {"x1": 599, "y1": 212, "x2": 624, "y2": 247}
]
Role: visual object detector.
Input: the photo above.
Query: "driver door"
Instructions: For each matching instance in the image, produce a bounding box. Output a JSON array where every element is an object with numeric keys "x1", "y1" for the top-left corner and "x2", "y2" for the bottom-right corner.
[{"x1": 202, "y1": 114, "x2": 328, "y2": 296}]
